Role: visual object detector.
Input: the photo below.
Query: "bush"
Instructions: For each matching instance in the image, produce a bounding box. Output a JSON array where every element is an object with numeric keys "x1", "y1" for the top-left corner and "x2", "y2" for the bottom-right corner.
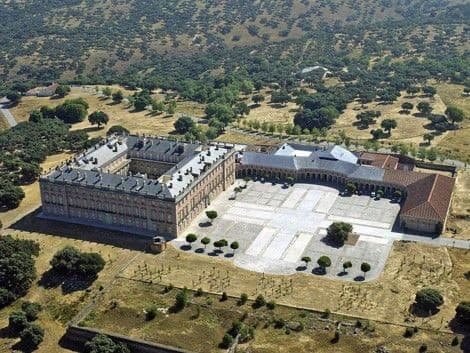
[
  {"x1": 221, "y1": 292, "x2": 228, "y2": 301},
  {"x1": 174, "y1": 288, "x2": 189, "y2": 311},
  {"x1": 20, "y1": 323, "x2": 44, "y2": 348},
  {"x1": 145, "y1": 305, "x2": 157, "y2": 321},
  {"x1": 274, "y1": 318, "x2": 285, "y2": 329},
  {"x1": 414, "y1": 288, "x2": 443, "y2": 314},
  {"x1": 266, "y1": 300, "x2": 276, "y2": 310},
  {"x1": 21, "y1": 301, "x2": 42, "y2": 321},
  {"x1": 419, "y1": 344, "x2": 428, "y2": 353},
  {"x1": 404, "y1": 327, "x2": 414, "y2": 338},
  {"x1": 195, "y1": 288, "x2": 203, "y2": 297},
  {"x1": 239, "y1": 293, "x2": 248, "y2": 305},
  {"x1": 85, "y1": 333, "x2": 130, "y2": 353},
  {"x1": 221, "y1": 333, "x2": 233, "y2": 349},
  {"x1": 253, "y1": 295, "x2": 266, "y2": 308}
]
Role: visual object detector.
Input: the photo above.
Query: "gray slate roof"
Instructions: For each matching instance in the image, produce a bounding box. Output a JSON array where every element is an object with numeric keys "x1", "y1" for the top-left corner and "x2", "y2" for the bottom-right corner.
[{"x1": 241, "y1": 143, "x2": 384, "y2": 182}]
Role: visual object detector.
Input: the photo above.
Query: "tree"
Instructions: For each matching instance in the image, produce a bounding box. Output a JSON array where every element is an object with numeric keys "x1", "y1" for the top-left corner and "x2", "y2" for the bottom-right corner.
[
  {"x1": 20, "y1": 162, "x2": 41, "y2": 182},
  {"x1": 0, "y1": 254, "x2": 36, "y2": 296},
  {"x1": 417, "y1": 102, "x2": 433, "y2": 116},
  {"x1": 185, "y1": 233, "x2": 197, "y2": 248},
  {"x1": 406, "y1": 86, "x2": 420, "y2": 97},
  {"x1": 50, "y1": 246, "x2": 105, "y2": 277},
  {"x1": 401, "y1": 102, "x2": 413, "y2": 113},
  {"x1": 326, "y1": 222, "x2": 353, "y2": 246},
  {"x1": 6, "y1": 91, "x2": 21, "y2": 105},
  {"x1": 88, "y1": 111, "x2": 109, "y2": 128},
  {"x1": 29, "y1": 110, "x2": 43, "y2": 123},
  {"x1": 252, "y1": 94, "x2": 265, "y2": 105},
  {"x1": 102, "y1": 87, "x2": 112, "y2": 98},
  {"x1": 85, "y1": 334, "x2": 130, "y2": 353},
  {"x1": 134, "y1": 96, "x2": 150, "y2": 111},
  {"x1": 174, "y1": 116, "x2": 195, "y2": 134},
  {"x1": 342, "y1": 261, "x2": 352, "y2": 273},
  {"x1": 112, "y1": 90, "x2": 124, "y2": 103},
  {"x1": 55, "y1": 85, "x2": 70, "y2": 98},
  {"x1": 206, "y1": 210, "x2": 218, "y2": 224},
  {"x1": 381, "y1": 119, "x2": 397, "y2": 135},
  {"x1": 201, "y1": 237, "x2": 210, "y2": 249},
  {"x1": 271, "y1": 89, "x2": 291, "y2": 106},
  {"x1": 107, "y1": 125, "x2": 129, "y2": 136},
  {"x1": 214, "y1": 239, "x2": 228, "y2": 253},
  {"x1": 371, "y1": 128, "x2": 385, "y2": 140},
  {"x1": 174, "y1": 288, "x2": 189, "y2": 311},
  {"x1": 414, "y1": 288, "x2": 443, "y2": 314},
  {"x1": 361, "y1": 262, "x2": 371, "y2": 278},
  {"x1": 422, "y1": 86, "x2": 436, "y2": 97},
  {"x1": 230, "y1": 241, "x2": 239, "y2": 254},
  {"x1": 301, "y1": 256, "x2": 311, "y2": 268},
  {"x1": 445, "y1": 106, "x2": 465, "y2": 126},
  {"x1": 423, "y1": 133, "x2": 434, "y2": 145},
  {"x1": 317, "y1": 256, "x2": 331, "y2": 273},
  {"x1": 345, "y1": 182, "x2": 356, "y2": 195},
  {"x1": 9, "y1": 311, "x2": 28, "y2": 333},
  {"x1": 22, "y1": 301, "x2": 42, "y2": 321},
  {"x1": 0, "y1": 288, "x2": 15, "y2": 308},
  {"x1": 455, "y1": 301, "x2": 470, "y2": 324},
  {"x1": 20, "y1": 323, "x2": 44, "y2": 348},
  {"x1": 0, "y1": 182, "x2": 26, "y2": 209},
  {"x1": 55, "y1": 102, "x2": 87, "y2": 123},
  {"x1": 166, "y1": 100, "x2": 177, "y2": 115},
  {"x1": 151, "y1": 100, "x2": 165, "y2": 114}
]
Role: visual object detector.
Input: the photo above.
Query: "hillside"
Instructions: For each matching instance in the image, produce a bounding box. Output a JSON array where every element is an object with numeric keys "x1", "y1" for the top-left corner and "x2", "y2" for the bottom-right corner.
[{"x1": 0, "y1": 0, "x2": 468, "y2": 85}]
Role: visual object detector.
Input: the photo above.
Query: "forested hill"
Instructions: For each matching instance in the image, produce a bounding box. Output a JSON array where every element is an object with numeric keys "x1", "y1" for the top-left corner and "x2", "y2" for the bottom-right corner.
[{"x1": 0, "y1": 0, "x2": 468, "y2": 86}]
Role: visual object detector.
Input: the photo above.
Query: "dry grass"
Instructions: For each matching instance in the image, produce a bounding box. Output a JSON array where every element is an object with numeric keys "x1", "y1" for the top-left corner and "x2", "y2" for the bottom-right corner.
[
  {"x1": 119, "y1": 243, "x2": 467, "y2": 331},
  {"x1": 9, "y1": 86, "x2": 205, "y2": 139},
  {"x1": 83, "y1": 243, "x2": 468, "y2": 353},
  {"x1": 446, "y1": 170, "x2": 470, "y2": 240},
  {"x1": 434, "y1": 83, "x2": 470, "y2": 162},
  {"x1": 330, "y1": 91, "x2": 447, "y2": 144}
]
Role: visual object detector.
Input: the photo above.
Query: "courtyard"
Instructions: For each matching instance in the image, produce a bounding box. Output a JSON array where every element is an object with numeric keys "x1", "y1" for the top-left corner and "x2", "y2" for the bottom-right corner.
[{"x1": 174, "y1": 180, "x2": 402, "y2": 281}]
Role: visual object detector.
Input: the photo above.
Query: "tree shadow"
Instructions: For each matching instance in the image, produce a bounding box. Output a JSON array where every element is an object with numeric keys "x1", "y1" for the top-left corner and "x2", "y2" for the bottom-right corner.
[
  {"x1": 409, "y1": 303, "x2": 440, "y2": 318},
  {"x1": 198, "y1": 221, "x2": 212, "y2": 228},
  {"x1": 106, "y1": 101, "x2": 120, "y2": 106},
  {"x1": 9, "y1": 208, "x2": 152, "y2": 251},
  {"x1": 354, "y1": 275, "x2": 365, "y2": 282},
  {"x1": 296, "y1": 265, "x2": 307, "y2": 272},
  {"x1": 312, "y1": 267, "x2": 326, "y2": 275},
  {"x1": 11, "y1": 339, "x2": 39, "y2": 353},
  {"x1": 179, "y1": 244, "x2": 191, "y2": 251},
  {"x1": 224, "y1": 253, "x2": 234, "y2": 258},
  {"x1": 320, "y1": 236, "x2": 344, "y2": 249},
  {"x1": 0, "y1": 325, "x2": 15, "y2": 339},
  {"x1": 38, "y1": 269, "x2": 96, "y2": 294},
  {"x1": 337, "y1": 271, "x2": 348, "y2": 277},
  {"x1": 195, "y1": 248, "x2": 205, "y2": 254}
]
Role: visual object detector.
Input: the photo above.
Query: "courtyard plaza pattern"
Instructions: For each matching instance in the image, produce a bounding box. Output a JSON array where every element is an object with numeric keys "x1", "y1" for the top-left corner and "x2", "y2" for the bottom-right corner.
[{"x1": 175, "y1": 181, "x2": 402, "y2": 281}]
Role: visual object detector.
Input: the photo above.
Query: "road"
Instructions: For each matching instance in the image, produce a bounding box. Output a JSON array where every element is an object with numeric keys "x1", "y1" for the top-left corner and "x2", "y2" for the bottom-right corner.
[{"x1": 0, "y1": 97, "x2": 17, "y2": 127}]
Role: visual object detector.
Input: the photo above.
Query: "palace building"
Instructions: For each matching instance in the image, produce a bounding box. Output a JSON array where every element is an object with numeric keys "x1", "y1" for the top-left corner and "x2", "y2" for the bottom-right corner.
[
  {"x1": 40, "y1": 137, "x2": 454, "y2": 237},
  {"x1": 237, "y1": 143, "x2": 455, "y2": 234},
  {"x1": 39, "y1": 135, "x2": 236, "y2": 237}
]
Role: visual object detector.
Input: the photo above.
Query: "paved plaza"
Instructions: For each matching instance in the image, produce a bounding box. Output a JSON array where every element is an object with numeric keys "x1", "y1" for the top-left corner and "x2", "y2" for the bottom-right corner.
[{"x1": 173, "y1": 181, "x2": 402, "y2": 281}]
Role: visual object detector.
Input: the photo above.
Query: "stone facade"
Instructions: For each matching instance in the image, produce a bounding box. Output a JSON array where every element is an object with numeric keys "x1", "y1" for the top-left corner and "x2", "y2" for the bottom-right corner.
[{"x1": 40, "y1": 136, "x2": 236, "y2": 238}]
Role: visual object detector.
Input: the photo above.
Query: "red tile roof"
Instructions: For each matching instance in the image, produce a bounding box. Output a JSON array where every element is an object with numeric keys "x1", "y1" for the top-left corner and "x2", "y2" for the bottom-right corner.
[{"x1": 401, "y1": 174, "x2": 455, "y2": 221}]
